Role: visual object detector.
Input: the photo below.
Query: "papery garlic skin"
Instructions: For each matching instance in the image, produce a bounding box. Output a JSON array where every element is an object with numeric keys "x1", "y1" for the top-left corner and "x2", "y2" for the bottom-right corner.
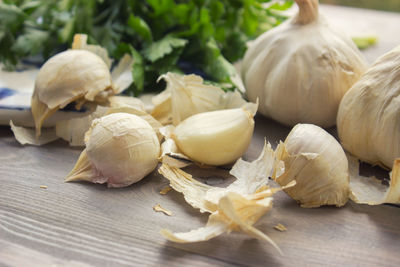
[
  {"x1": 241, "y1": 0, "x2": 367, "y2": 127},
  {"x1": 32, "y1": 50, "x2": 113, "y2": 136},
  {"x1": 337, "y1": 46, "x2": 400, "y2": 168},
  {"x1": 173, "y1": 108, "x2": 255, "y2": 166},
  {"x1": 151, "y1": 72, "x2": 251, "y2": 126},
  {"x1": 275, "y1": 123, "x2": 349, "y2": 207},
  {"x1": 66, "y1": 113, "x2": 160, "y2": 187}
]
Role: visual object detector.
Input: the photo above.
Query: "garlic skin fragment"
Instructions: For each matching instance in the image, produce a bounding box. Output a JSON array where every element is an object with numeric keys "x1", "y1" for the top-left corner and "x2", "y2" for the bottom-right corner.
[
  {"x1": 65, "y1": 113, "x2": 160, "y2": 187},
  {"x1": 275, "y1": 124, "x2": 349, "y2": 208},
  {"x1": 158, "y1": 143, "x2": 289, "y2": 253},
  {"x1": 32, "y1": 50, "x2": 113, "y2": 137},
  {"x1": 151, "y1": 72, "x2": 251, "y2": 126},
  {"x1": 348, "y1": 155, "x2": 400, "y2": 205},
  {"x1": 241, "y1": 0, "x2": 367, "y2": 127},
  {"x1": 337, "y1": 45, "x2": 400, "y2": 169},
  {"x1": 173, "y1": 107, "x2": 255, "y2": 166}
]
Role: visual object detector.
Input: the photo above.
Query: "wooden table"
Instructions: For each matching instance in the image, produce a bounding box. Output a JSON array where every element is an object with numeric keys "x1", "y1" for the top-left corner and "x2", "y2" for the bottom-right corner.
[{"x1": 1, "y1": 5, "x2": 400, "y2": 267}]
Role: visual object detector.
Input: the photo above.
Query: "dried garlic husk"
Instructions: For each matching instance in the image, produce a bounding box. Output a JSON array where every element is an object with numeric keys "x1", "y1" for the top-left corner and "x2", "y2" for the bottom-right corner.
[
  {"x1": 337, "y1": 45, "x2": 400, "y2": 168},
  {"x1": 159, "y1": 143, "x2": 291, "y2": 253},
  {"x1": 10, "y1": 120, "x2": 58, "y2": 146},
  {"x1": 65, "y1": 113, "x2": 160, "y2": 187},
  {"x1": 241, "y1": 0, "x2": 367, "y2": 127},
  {"x1": 31, "y1": 49, "x2": 113, "y2": 137},
  {"x1": 348, "y1": 155, "x2": 400, "y2": 205},
  {"x1": 151, "y1": 72, "x2": 248, "y2": 125},
  {"x1": 172, "y1": 105, "x2": 256, "y2": 166},
  {"x1": 275, "y1": 124, "x2": 349, "y2": 207}
]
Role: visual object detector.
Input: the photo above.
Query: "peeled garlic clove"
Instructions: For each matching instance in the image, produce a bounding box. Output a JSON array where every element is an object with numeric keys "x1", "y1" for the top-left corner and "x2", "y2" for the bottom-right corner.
[
  {"x1": 275, "y1": 124, "x2": 349, "y2": 207},
  {"x1": 65, "y1": 113, "x2": 160, "y2": 187},
  {"x1": 241, "y1": 0, "x2": 367, "y2": 127},
  {"x1": 337, "y1": 45, "x2": 400, "y2": 168},
  {"x1": 32, "y1": 49, "x2": 113, "y2": 136},
  {"x1": 172, "y1": 107, "x2": 255, "y2": 166}
]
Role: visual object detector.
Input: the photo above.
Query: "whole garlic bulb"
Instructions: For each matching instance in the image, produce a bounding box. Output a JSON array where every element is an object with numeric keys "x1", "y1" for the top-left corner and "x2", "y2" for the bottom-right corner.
[
  {"x1": 172, "y1": 106, "x2": 255, "y2": 166},
  {"x1": 337, "y1": 45, "x2": 400, "y2": 168},
  {"x1": 32, "y1": 50, "x2": 114, "y2": 136},
  {"x1": 66, "y1": 113, "x2": 160, "y2": 187},
  {"x1": 241, "y1": 0, "x2": 367, "y2": 127},
  {"x1": 275, "y1": 124, "x2": 349, "y2": 207}
]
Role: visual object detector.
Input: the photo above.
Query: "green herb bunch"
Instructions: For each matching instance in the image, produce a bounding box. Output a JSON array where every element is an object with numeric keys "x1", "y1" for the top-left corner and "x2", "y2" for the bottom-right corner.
[{"x1": 0, "y1": 0, "x2": 292, "y2": 95}]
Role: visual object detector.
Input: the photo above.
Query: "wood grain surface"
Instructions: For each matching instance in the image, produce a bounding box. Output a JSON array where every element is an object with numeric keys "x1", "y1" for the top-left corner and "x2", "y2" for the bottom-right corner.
[
  {"x1": 1, "y1": 4, "x2": 400, "y2": 267},
  {"x1": 1, "y1": 115, "x2": 400, "y2": 266}
]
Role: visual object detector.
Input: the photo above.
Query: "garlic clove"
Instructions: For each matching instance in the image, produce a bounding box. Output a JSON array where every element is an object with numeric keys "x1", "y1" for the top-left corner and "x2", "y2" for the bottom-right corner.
[
  {"x1": 172, "y1": 107, "x2": 255, "y2": 166},
  {"x1": 274, "y1": 124, "x2": 350, "y2": 208},
  {"x1": 65, "y1": 113, "x2": 160, "y2": 188},
  {"x1": 32, "y1": 49, "x2": 113, "y2": 137}
]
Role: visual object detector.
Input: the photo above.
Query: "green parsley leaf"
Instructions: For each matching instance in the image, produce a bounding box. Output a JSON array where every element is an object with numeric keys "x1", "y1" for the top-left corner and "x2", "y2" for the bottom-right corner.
[{"x1": 142, "y1": 35, "x2": 188, "y2": 63}]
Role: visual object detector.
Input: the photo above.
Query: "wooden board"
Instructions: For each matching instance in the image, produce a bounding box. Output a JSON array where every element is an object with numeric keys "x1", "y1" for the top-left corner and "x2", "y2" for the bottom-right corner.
[{"x1": 1, "y1": 4, "x2": 400, "y2": 267}]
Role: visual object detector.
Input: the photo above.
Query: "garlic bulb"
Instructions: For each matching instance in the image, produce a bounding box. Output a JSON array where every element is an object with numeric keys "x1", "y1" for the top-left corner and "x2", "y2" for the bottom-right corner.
[
  {"x1": 337, "y1": 45, "x2": 400, "y2": 168},
  {"x1": 172, "y1": 106, "x2": 255, "y2": 166},
  {"x1": 241, "y1": 0, "x2": 367, "y2": 127},
  {"x1": 275, "y1": 124, "x2": 349, "y2": 207},
  {"x1": 32, "y1": 49, "x2": 114, "y2": 136},
  {"x1": 65, "y1": 113, "x2": 160, "y2": 187}
]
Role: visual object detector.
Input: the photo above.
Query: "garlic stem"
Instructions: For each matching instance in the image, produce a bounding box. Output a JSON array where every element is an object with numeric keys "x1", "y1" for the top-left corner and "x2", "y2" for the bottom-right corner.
[{"x1": 294, "y1": 0, "x2": 319, "y2": 24}]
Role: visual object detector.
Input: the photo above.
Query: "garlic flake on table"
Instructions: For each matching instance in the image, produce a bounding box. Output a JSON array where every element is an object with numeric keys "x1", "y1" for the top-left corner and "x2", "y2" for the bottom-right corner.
[
  {"x1": 65, "y1": 113, "x2": 160, "y2": 188},
  {"x1": 337, "y1": 45, "x2": 400, "y2": 169},
  {"x1": 274, "y1": 124, "x2": 349, "y2": 208},
  {"x1": 158, "y1": 143, "x2": 293, "y2": 254},
  {"x1": 241, "y1": 0, "x2": 367, "y2": 127}
]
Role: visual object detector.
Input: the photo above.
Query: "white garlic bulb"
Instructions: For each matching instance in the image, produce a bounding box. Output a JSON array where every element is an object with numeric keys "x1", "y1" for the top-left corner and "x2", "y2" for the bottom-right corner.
[
  {"x1": 172, "y1": 107, "x2": 255, "y2": 166},
  {"x1": 275, "y1": 124, "x2": 349, "y2": 207},
  {"x1": 32, "y1": 49, "x2": 114, "y2": 136},
  {"x1": 241, "y1": 0, "x2": 367, "y2": 127},
  {"x1": 337, "y1": 45, "x2": 400, "y2": 168},
  {"x1": 66, "y1": 113, "x2": 160, "y2": 187}
]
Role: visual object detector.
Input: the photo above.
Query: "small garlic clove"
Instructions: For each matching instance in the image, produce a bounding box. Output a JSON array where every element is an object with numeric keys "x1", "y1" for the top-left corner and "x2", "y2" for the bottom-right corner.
[
  {"x1": 274, "y1": 124, "x2": 350, "y2": 208},
  {"x1": 172, "y1": 107, "x2": 255, "y2": 166},
  {"x1": 65, "y1": 113, "x2": 160, "y2": 188},
  {"x1": 32, "y1": 49, "x2": 113, "y2": 137}
]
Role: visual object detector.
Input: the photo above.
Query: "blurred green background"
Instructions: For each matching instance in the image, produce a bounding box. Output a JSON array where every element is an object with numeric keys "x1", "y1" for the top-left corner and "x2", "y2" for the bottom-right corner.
[{"x1": 321, "y1": 0, "x2": 400, "y2": 12}]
